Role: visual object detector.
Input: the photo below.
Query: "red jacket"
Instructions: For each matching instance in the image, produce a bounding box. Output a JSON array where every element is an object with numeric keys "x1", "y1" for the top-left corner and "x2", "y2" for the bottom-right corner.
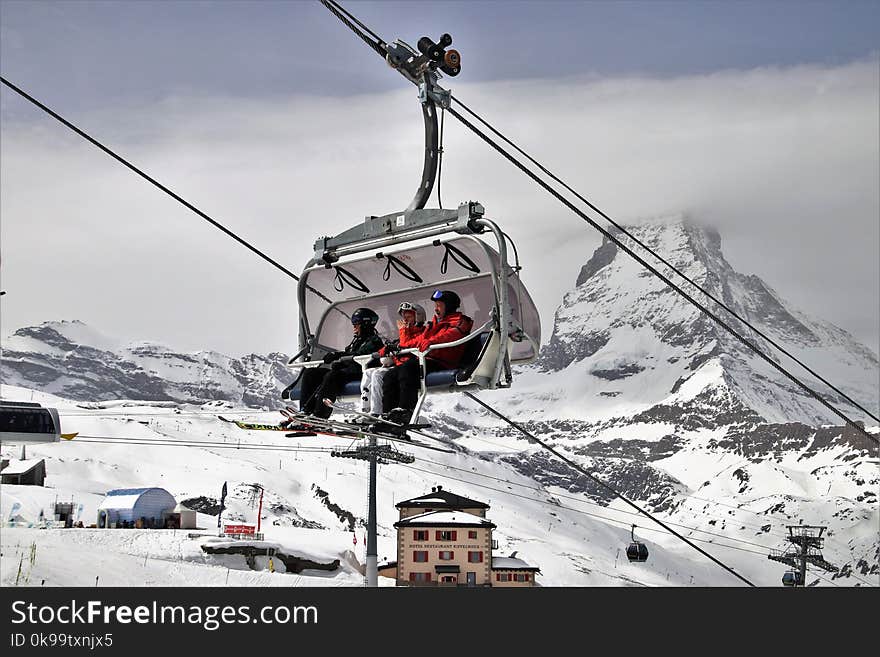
[
  {"x1": 380, "y1": 323, "x2": 425, "y2": 366},
  {"x1": 416, "y1": 312, "x2": 474, "y2": 369}
]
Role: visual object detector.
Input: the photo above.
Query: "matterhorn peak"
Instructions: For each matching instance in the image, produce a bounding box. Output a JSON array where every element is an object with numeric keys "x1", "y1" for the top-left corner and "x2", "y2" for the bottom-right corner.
[{"x1": 535, "y1": 217, "x2": 878, "y2": 426}]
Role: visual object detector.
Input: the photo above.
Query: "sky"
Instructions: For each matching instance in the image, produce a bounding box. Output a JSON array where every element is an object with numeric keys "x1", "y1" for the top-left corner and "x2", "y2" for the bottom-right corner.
[{"x1": 0, "y1": 0, "x2": 878, "y2": 359}]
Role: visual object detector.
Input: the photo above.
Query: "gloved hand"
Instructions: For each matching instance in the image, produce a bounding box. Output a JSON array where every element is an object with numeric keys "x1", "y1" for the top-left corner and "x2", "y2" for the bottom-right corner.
[
  {"x1": 323, "y1": 351, "x2": 342, "y2": 364},
  {"x1": 330, "y1": 360, "x2": 347, "y2": 371},
  {"x1": 385, "y1": 340, "x2": 401, "y2": 355}
]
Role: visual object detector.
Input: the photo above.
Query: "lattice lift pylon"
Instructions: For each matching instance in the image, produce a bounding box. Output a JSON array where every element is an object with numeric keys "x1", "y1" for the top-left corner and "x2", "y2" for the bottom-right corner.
[
  {"x1": 331, "y1": 436, "x2": 415, "y2": 587},
  {"x1": 768, "y1": 525, "x2": 838, "y2": 587},
  {"x1": 331, "y1": 444, "x2": 415, "y2": 465}
]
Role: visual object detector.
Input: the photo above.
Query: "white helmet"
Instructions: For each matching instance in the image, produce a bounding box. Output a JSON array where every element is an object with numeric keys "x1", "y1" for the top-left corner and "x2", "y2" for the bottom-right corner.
[{"x1": 397, "y1": 301, "x2": 427, "y2": 324}]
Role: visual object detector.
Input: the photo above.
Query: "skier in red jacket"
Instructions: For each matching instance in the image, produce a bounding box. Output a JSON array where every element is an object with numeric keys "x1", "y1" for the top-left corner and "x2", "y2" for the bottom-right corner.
[
  {"x1": 360, "y1": 301, "x2": 427, "y2": 416},
  {"x1": 380, "y1": 290, "x2": 474, "y2": 423}
]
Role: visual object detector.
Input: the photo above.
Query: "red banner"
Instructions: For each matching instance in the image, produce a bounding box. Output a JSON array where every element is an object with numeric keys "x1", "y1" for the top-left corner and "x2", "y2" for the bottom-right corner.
[{"x1": 224, "y1": 524, "x2": 256, "y2": 535}]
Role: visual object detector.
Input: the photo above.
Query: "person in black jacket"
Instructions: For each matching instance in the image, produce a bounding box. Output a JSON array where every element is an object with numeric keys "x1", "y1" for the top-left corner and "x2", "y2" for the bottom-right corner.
[{"x1": 297, "y1": 308, "x2": 384, "y2": 419}]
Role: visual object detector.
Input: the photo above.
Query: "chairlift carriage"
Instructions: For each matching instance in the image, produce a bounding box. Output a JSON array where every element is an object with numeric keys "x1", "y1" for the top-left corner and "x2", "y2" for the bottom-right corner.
[
  {"x1": 283, "y1": 205, "x2": 541, "y2": 425},
  {"x1": 282, "y1": 32, "x2": 541, "y2": 427}
]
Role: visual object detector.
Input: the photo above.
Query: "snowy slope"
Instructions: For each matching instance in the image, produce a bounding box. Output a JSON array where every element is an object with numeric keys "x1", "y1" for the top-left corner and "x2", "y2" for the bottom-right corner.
[{"x1": 1, "y1": 384, "x2": 875, "y2": 587}]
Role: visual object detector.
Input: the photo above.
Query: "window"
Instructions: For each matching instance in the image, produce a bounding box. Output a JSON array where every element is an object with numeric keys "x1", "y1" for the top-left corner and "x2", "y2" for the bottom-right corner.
[
  {"x1": 468, "y1": 530, "x2": 478, "y2": 539},
  {"x1": 409, "y1": 572, "x2": 431, "y2": 582},
  {"x1": 514, "y1": 573, "x2": 530, "y2": 582},
  {"x1": 412, "y1": 551, "x2": 428, "y2": 563},
  {"x1": 436, "y1": 530, "x2": 457, "y2": 541},
  {"x1": 441, "y1": 576, "x2": 456, "y2": 583},
  {"x1": 439, "y1": 550, "x2": 454, "y2": 561},
  {"x1": 495, "y1": 573, "x2": 512, "y2": 582},
  {"x1": 467, "y1": 551, "x2": 483, "y2": 563},
  {"x1": 0, "y1": 409, "x2": 55, "y2": 433},
  {"x1": 413, "y1": 530, "x2": 428, "y2": 541}
]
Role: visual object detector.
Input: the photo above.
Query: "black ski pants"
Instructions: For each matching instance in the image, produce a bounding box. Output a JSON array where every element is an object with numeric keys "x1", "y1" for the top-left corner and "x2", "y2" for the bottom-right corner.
[
  {"x1": 299, "y1": 365, "x2": 357, "y2": 418},
  {"x1": 381, "y1": 358, "x2": 444, "y2": 413}
]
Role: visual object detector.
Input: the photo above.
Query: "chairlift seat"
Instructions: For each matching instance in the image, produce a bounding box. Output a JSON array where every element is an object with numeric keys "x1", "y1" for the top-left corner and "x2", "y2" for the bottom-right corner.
[
  {"x1": 283, "y1": 331, "x2": 492, "y2": 402},
  {"x1": 425, "y1": 331, "x2": 491, "y2": 387}
]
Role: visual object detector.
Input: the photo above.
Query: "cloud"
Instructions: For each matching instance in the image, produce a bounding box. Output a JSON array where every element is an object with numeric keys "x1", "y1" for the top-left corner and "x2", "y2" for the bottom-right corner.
[{"x1": 1, "y1": 59, "x2": 877, "y2": 356}]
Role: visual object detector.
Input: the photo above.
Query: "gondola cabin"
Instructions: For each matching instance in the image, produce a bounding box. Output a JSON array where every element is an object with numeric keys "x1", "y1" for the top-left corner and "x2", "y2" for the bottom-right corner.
[
  {"x1": 284, "y1": 203, "x2": 541, "y2": 423},
  {"x1": 626, "y1": 524, "x2": 649, "y2": 562},
  {"x1": 0, "y1": 401, "x2": 61, "y2": 444},
  {"x1": 626, "y1": 541, "x2": 649, "y2": 563},
  {"x1": 782, "y1": 571, "x2": 803, "y2": 587}
]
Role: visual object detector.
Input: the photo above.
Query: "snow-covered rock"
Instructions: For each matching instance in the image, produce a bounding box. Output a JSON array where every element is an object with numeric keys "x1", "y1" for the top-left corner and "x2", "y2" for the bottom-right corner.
[{"x1": 1, "y1": 320, "x2": 291, "y2": 408}]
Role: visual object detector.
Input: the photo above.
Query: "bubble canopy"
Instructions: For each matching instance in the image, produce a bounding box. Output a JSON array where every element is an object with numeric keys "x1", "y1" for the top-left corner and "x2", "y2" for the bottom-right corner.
[{"x1": 297, "y1": 234, "x2": 540, "y2": 365}]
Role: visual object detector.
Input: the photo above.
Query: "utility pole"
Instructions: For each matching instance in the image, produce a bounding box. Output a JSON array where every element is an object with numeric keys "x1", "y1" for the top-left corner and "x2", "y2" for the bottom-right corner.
[
  {"x1": 366, "y1": 435, "x2": 378, "y2": 587},
  {"x1": 332, "y1": 437, "x2": 414, "y2": 587},
  {"x1": 768, "y1": 525, "x2": 837, "y2": 587},
  {"x1": 256, "y1": 485, "x2": 264, "y2": 536}
]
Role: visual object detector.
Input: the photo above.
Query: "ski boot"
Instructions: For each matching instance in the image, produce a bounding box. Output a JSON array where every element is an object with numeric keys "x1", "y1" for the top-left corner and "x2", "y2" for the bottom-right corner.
[{"x1": 370, "y1": 407, "x2": 412, "y2": 439}]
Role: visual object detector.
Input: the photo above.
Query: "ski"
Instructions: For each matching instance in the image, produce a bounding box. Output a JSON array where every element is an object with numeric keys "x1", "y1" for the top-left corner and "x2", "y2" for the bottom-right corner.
[
  {"x1": 231, "y1": 420, "x2": 289, "y2": 431},
  {"x1": 281, "y1": 406, "x2": 454, "y2": 454},
  {"x1": 320, "y1": 399, "x2": 457, "y2": 443},
  {"x1": 218, "y1": 410, "x2": 453, "y2": 453},
  {"x1": 220, "y1": 414, "x2": 359, "y2": 439}
]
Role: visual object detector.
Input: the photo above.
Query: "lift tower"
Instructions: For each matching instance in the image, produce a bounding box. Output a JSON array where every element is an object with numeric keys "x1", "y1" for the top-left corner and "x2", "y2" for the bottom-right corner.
[
  {"x1": 332, "y1": 441, "x2": 414, "y2": 586},
  {"x1": 768, "y1": 525, "x2": 837, "y2": 587}
]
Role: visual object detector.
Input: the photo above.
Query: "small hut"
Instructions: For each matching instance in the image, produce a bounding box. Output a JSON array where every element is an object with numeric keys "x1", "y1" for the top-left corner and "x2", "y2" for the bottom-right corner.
[{"x1": 0, "y1": 459, "x2": 46, "y2": 486}]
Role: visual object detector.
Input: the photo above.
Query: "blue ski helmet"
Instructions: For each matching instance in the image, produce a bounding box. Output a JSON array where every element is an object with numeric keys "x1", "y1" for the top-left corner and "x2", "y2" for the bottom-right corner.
[{"x1": 431, "y1": 290, "x2": 461, "y2": 313}]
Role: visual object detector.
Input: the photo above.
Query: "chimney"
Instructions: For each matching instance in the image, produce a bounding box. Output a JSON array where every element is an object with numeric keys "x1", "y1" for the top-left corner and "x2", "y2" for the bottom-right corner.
[{"x1": 436, "y1": 485, "x2": 442, "y2": 492}]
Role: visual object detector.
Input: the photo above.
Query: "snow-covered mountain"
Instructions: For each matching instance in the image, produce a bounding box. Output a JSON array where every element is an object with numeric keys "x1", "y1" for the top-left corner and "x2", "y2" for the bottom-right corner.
[
  {"x1": 532, "y1": 218, "x2": 877, "y2": 426},
  {"x1": 0, "y1": 320, "x2": 292, "y2": 409},
  {"x1": 416, "y1": 218, "x2": 879, "y2": 584},
  {"x1": 2, "y1": 218, "x2": 877, "y2": 587}
]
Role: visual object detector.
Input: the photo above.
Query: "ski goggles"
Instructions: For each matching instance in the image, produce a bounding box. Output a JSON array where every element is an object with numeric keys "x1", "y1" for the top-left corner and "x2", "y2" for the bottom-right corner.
[{"x1": 431, "y1": 290, "x2": 444, "y2": 300}]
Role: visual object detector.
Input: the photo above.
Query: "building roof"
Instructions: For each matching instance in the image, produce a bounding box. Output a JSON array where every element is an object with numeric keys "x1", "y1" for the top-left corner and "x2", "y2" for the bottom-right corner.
[
  {"x1": 395, "y1": 485, "x2": 489, "y2": 510},
  {"x1": 105, "y1": 487, "x2": 159, "y2": 496},
  {"x1": 0, "y1": 458, "x2": 45, "y2": 476},
  {"x1": 394, "y1": 510, "x2": 496, "y2": 529},
  {"x1": 492, "y1": 556, "x2": 540, "y2": 571}
]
